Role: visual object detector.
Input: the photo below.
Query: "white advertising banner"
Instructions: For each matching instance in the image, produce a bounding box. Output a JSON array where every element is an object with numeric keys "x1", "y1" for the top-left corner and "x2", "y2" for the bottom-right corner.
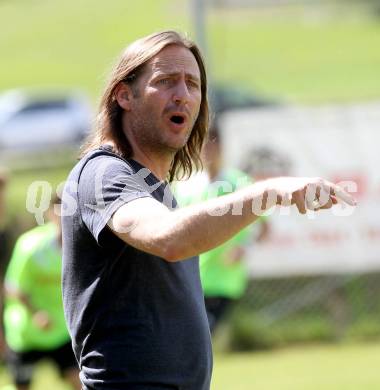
[{"x1": 220, "y1": 102, "x2": 380, "y2": 278}]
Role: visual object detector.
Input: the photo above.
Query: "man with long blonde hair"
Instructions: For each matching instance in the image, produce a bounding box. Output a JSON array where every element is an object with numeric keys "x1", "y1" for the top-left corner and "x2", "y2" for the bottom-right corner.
[{"x1": 62, "y1": 30, "x2": 355, "y2": 390}]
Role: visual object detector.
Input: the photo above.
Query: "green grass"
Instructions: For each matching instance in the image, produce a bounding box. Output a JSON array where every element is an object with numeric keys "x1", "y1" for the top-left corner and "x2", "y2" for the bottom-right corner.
[
  {"x1": 209, "y1": 13, "x2": 380, "y2": 103},
  {"x1": 212, "y1": 342, "x2": 380, "y2": 390},
  {"x1": 5, "y1": 163, "x2": 73, "y2": 229},
  {"x1": 0, "y1": 343, "x2": 378, "y2": 389},
  {"x1": 0, "y1": 0, "x2": 190, "y2": 101},
  {"x1": 1, "y1": 1, "x2": 380, "y2": 104},
  {"x1": 0, "y1": 360, "x2": 72, "y2": 390}
]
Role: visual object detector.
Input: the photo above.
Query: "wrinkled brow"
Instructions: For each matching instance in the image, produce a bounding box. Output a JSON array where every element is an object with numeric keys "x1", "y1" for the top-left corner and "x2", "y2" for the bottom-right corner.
[{"x1": 154, "y1": 71, "x2": 200, "y2": 83}]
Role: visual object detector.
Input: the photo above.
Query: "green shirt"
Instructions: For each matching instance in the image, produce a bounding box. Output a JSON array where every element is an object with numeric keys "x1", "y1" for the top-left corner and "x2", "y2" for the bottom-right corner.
[
  {"x1": 4, "y1": 223, "x2": 70, "y2": 352},
  {"x1": 175, "y1": 168, "x2": 257, "y2": 299}
]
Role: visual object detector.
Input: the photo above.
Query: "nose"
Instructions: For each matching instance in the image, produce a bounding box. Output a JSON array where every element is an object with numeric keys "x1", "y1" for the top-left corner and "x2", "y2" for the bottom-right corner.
[{"x1": 172, "y1": 80, "x2": 190, "y2": 105}]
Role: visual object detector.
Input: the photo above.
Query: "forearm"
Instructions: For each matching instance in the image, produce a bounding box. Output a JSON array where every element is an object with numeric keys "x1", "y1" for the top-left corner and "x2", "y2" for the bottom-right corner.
[
  {"x1": 5, "y1": 286, "x2": 38, "y2": 314},
  {"x1": 167, "y1": 186, "x2": 268, "y2": 260},
  {"x1": 111, "y1": 176, "x2": 355, "y2": 262},
  {"x1": 113, "y1": 182, "x2": 268, "y2": 261},
  {"x1": 5, "y1": 285, "x2": 52, "y2": 329}
]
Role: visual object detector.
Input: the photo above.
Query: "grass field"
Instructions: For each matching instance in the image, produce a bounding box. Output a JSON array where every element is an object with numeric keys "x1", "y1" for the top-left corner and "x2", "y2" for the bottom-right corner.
[
  {"x1": 1, "y1": 1, "x2": 380, "y2": 104},
  {"x1": 212, "y1": 342, "x2": 380, "y2": 390},
  {"x1": 0, "y1": 0, "x2": 190, "y2": 100},
  {"x1": 5, "y1": 163, "x2": 72, "y2": 225},
  {"x1": 0, "y1": 342, "x2": 378, "y2": 389}
]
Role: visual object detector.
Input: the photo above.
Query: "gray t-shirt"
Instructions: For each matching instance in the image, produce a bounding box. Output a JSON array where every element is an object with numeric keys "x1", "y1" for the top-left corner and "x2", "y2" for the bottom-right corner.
[{"x1": 62, "y1": 146, "x2": 212, "y2": 390}]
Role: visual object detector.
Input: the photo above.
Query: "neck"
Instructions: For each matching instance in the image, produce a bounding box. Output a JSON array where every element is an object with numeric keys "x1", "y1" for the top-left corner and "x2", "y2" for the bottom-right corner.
[
  {"x1": 131, "y1": 147, "x2": 173, "y2": 181},
  {"x1": 114, "y1": 115, "x2": 179, "y2": 181},
  {"x1": 105, "y1": 139, "x2": 172, "y2": 181}
]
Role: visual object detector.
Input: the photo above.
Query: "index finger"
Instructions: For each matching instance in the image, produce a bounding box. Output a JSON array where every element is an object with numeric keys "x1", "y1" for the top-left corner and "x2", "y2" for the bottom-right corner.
[{"x1": 323, "y1": 181, "x2": 357, "y2": 206}]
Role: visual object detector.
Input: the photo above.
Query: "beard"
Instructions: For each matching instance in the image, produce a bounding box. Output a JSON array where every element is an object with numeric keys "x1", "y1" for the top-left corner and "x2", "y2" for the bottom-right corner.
[{"x1": 129, "y1": 114, "x2": 193, "y2": 156}]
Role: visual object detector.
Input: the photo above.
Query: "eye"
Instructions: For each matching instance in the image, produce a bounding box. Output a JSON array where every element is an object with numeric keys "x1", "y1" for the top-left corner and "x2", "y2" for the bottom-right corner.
[
  {"x1": 158, "y1": 78, "x2": 170, "y2": 85},
  {"x1": 187, "y1": 80, "x2": 200, "y2": 90}
]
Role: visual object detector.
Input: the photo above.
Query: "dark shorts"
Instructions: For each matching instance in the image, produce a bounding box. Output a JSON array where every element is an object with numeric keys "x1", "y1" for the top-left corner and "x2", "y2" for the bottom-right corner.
[{"x1": 6, "y1": 341, "x2": 78, "y2": 386}]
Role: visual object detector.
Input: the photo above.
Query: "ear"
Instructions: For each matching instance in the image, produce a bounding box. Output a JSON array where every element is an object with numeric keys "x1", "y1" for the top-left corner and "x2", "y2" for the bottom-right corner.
[{"x1": 114, "y1": 82, "x2": 134, "y2": 111}]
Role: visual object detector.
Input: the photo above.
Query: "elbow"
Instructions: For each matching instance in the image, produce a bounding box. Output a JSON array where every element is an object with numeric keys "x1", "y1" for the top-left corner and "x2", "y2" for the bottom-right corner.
[
  {"x1": 161, "y1": 247, "x2": 183, "y2": 263},
  {"x1": 159, "y1": 241, "x2": 186, "y2": 263}
]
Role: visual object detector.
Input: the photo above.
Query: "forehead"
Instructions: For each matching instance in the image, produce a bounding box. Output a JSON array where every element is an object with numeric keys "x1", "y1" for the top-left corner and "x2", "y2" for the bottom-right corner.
[{"x1": 146, "y1": 45, "x2": 200, "y2": 79}]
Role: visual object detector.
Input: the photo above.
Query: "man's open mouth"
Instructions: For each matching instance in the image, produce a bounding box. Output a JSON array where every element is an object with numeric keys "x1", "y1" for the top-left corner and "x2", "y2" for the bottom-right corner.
[{"x1": 170, "y1": 115, "x2": 185, "y2": 125}]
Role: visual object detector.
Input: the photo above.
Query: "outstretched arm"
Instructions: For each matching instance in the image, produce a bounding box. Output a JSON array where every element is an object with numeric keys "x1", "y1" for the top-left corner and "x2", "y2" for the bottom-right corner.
[{"x1": 109, "y1": 177, "x2": 356, "y2": 262}]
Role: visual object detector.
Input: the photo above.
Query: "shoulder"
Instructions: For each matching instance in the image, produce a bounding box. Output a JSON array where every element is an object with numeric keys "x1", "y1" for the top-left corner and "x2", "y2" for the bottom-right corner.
[
  {"x1": 12, "y1": 223, "x2": 56, "y2": 258},
  {"x1": 78, "y1": 147, "x2": 136, "y2": 178},
  {"x1": 65, "y1": 148, "x2": 139, "y2": 196}
]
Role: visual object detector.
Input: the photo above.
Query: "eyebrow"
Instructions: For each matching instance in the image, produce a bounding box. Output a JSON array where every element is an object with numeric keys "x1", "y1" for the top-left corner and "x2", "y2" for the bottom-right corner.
[{"x1": 154, "y1": 71, "x2": 201, "y2": 84}]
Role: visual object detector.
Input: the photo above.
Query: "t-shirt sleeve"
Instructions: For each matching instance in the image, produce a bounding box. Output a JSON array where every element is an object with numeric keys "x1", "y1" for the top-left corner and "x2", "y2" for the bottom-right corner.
[{"x1": 78, "y1": 156, "x2": 154, "y2": 243}]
